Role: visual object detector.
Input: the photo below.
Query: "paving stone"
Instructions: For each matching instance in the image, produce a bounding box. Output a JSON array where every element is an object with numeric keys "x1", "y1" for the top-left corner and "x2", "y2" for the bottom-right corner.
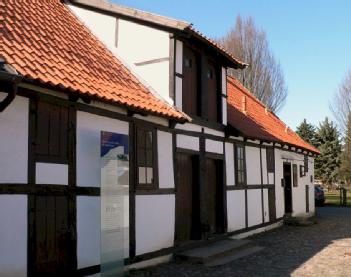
[{"x1": 130, "y1": 207, "x2": 351, "y2": 277}]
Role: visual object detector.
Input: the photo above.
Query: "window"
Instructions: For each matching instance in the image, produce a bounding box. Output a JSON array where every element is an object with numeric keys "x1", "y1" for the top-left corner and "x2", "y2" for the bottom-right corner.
[
  {"x1": 304, "y1": 155, "x2": 309, "y2": 173},
  {"x1": 266, "y1": 148, "x2": 275, "y2": 173},
  {"x1": 36, "y1": 100, "x2": 69, "y2": 162},
  {"x1": 300, "y1": 165, "x2": 306, "y2": 177},
  {"x1": 293, "y1": 164, "x2": 298, "y2": 187},
  {"x1": 136, "y1": 127, "x2": 156, "y2": 189},
  {"x1": 207, "y1": 62, "x2": 219, "y2": 122},
  {"x1": 235, "y1": 145, "x2": 246, "y2": 186},
  {"x1": 182, "y1": 46, "x2": 200, "y2": 116}
]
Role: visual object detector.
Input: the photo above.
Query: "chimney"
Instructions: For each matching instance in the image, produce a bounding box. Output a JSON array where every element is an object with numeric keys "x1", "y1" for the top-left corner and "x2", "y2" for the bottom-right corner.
[
  {"x1": 285, "y1": 125, "x2": 289, "y2": 133},
  {"x1": 242, "y1": 96, "x2": 247, "y2": 115},
  {"x1": 265, "y1": 107, "x2": 269, "y2": 115}
]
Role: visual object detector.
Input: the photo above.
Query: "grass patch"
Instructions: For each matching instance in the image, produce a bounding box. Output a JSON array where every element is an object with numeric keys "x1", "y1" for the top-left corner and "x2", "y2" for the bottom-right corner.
[{"x1": 324, "y1": 191, "x2": 351, "y2": 206}]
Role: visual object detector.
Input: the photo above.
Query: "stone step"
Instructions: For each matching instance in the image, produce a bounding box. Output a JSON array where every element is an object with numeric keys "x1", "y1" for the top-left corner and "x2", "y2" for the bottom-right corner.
[
  {"x1": 284, "y1": 215, "x2": 316, "y2": 226},
  {"x1": 175, "y1": 238, "x2": 258, "y2": 264},
  {"x1": 205, "y1": 246, "x2": 264, "y2": 267}
]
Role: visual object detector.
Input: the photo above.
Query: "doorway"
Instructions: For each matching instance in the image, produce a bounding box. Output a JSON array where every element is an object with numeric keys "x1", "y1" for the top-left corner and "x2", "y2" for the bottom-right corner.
[
  {"x1": 283, "y1": 163, "x2": 293, "y2": 214},
  {"x1": 205, "y1": 158, "x2": 225, "y2": 237},
  {"x1": 175, "y1": 153, "x2": 201, "y2": 243},
  {"x1": 31, "y1": 196, "x2": 72, "y2": 276}
]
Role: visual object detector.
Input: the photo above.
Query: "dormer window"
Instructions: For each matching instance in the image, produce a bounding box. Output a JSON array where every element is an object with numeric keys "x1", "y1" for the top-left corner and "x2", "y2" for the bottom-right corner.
[
  {"x1": 182, "y1": 46, "x2": 200, "y2": 116},
  {"x1": 207, "y1": 61, "x2": 219, "y2": 122}
]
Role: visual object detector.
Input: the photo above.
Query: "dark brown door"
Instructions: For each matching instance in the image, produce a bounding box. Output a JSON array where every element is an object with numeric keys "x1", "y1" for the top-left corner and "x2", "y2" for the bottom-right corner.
[
  {"x1": 205, "y1": 158, "x2": 225, "y2": 236},
  {"x1": 34, "y1": 196, "x2": 71, "y2": 276},
  {"x1": 175, "y1": 153, "x2": 200, "y2": 242},
  {"x1": 207, "y1": 62, "x2": 218, "y2": 122},
  {"x1": 283, "y1": 163, "x2": 293, "y2": 214},
  {"x1": 268, "y1": 188, "x2": 276, "y2": 221},
  {"x1": 306, "y1": 185, "x2": 310, "y2": 213},
  {"x1": 182, "y1": 46, "x2": 199, "y2": 116}
]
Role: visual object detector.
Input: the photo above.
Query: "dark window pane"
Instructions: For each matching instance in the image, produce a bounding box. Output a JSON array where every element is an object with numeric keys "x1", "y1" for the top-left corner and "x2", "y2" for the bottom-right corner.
[
  {"x1": 136, "y1": 127, "x2": 155, "y2": 189},
  {"x1": 267, "y1": 148, "x2": 274, "y2": 173},
  {"x1": 235, "y1": 145, "x2": 246, "y2": 185}
]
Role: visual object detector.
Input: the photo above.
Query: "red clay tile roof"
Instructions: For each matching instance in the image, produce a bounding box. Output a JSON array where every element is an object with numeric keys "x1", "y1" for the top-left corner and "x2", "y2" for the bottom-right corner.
[
  {"x1": 0, "y1": 0, "x2": 186, "y2": 121},
  {"x1": 227, "y1": 77, "x2": 320, "y2": 154}
]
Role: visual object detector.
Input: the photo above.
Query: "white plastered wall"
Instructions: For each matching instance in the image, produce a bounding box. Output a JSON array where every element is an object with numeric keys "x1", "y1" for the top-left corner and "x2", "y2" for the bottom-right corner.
[
  {"x1": 0, "y1": 95, "x2": 28, "y2": 183},
  {"x1": 275, "y1": 148, "x2": 285, "y2": 218},
  {"x1": 0, "y1": 195, "x2": 27, "y2": 277},
  {"x1": 157, "y1": 131, "x2": 174, "y2": 188},
  {"x1": 227, "y1": 190, "x2": 246, "y2": 231},
  {"x1": 135, "y1": 195, "x2": 175, "y2": 255},
  {"x1": 275, "y1": 148, "x2": 315, "y2": 218},
  {"x1": 263, "y1": 188, "x2": 269, "y2": 222},
  {"x1": 247, "y1": 189, "x2": 263, "y2": 227},
  {"x1": 76, "y1": 111, "x2": 129, "y2": 187},
  {"x1": 225, "y1": 143, "x2": 235, "y2": 186},
  {"x1": 77, "y1": 196, "x2": 101, "y2": 269},
  {"x1": 205, "y1": 139, "x2": 223, "y2": 154},
  {"x1": 176, "y1": 134, "x2": 199, "y2": 151},
  {"x1": 68, "y1": 5, "x2": 171, "y2": 103},
  {"x1": 245, "y1": 146, "x2": 261, "y2": 185},
  {"x1": 36, "y1": 163, "x2": 68, "y2": 185},
  {"x1": 309, "y1": 157, "x2": 315, "y2": 213},
  {"x1": 261, "y1": 148, "x2": 268, "y2": 185}
]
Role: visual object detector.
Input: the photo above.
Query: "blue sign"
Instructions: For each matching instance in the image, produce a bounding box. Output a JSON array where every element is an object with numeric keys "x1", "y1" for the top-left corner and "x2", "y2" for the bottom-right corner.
[{"x1": 101, "y1": 131, "x2": 129, "y2": 157}]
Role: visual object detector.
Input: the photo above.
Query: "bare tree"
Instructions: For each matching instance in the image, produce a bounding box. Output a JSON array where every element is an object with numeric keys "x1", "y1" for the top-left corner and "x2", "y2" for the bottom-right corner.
[
  {"x1": 331, "y1": 71, "x2": 351, "y2": 134},
  {"x1": 218, "y1": 16, "x2": 287, "y2": 113}
]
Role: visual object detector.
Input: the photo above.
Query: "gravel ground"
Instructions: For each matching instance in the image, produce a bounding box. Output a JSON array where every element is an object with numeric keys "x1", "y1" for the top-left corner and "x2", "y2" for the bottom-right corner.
[{"x1": 130, "y1": 207, "x2": 351, "y2": 277}]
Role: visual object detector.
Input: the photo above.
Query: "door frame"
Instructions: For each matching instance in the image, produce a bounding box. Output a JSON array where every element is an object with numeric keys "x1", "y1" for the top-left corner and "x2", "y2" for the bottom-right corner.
[
  {"x1": 174, "y1": 150, "x2": 201, "y2": 244},
  {"x1": 283, "y1": 162, "x2": 293, "y2": 214},
  {"x1": 203, "y1": 153, "x2": 226, "y2": 238}
]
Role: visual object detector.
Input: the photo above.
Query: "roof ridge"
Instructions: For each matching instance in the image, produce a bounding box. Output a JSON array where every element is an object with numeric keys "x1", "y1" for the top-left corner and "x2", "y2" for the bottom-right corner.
[{"x1": 69, "y1": 0, "x2": 191, "y2": 29}]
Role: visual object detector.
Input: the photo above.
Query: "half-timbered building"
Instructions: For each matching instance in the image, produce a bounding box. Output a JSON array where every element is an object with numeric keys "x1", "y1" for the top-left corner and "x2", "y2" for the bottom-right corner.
[{"x1": 0, "y1": 0, "x2": 319, "y2": 276}]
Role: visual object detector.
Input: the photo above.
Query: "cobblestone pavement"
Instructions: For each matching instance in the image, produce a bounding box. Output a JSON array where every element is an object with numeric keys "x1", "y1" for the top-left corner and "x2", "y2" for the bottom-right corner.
[{"x1": 130, "y1": 207, "x2": 351, "y2": 277}]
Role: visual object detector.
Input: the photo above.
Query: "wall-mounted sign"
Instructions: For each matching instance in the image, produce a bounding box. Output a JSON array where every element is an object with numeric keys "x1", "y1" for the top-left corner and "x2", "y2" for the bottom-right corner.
[{"x1": 100, "y1": 131, "x2": 129, "y2": 277}]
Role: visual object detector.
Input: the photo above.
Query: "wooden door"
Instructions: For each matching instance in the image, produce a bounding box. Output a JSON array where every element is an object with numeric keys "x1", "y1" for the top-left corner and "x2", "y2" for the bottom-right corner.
[
  {"x1": 205, "y1": 158, "x2": 225, "y2": 236},
  {"x1": 34, "y1": 196, "x2": 71, "y2": 276},
  {"x1": 175, "y1": 153, "x2": 200, "y2": 242},
  {"x1": 283, "y1": 163, "x2": 293, "y2": 214},
  {"x1": 183, "y1": 46, "x2": 199, "y2": 115},
  {"x1": 268, "y1": 188, "x2": 276, "y2": 221}
]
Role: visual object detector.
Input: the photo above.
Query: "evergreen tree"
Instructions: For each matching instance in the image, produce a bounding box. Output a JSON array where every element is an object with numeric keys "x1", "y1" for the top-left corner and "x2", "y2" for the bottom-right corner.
[
  {"x1": 338, "y1": 116, "x2": 351, "y2": 185},
  {"x1": 296, "y1": 119, "x2": 318, "y2": 148},
  {"x1": 315, "y1": 118, "x2": 342, "y2": 185}
]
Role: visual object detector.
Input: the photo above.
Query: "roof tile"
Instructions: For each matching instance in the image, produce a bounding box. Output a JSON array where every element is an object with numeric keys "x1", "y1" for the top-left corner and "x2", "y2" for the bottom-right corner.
[
  {"x1": 227, "y1": 77, "x2": 320, "y2": 154},
  {"x1": 0, "y1": 0, "x2": 186, "y2": 121}
]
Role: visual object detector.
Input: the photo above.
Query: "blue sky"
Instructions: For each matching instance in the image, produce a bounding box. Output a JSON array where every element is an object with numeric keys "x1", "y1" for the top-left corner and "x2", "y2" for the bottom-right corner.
[{"x1": 113, "y1": 0, "x2": 351, "y2": 130}]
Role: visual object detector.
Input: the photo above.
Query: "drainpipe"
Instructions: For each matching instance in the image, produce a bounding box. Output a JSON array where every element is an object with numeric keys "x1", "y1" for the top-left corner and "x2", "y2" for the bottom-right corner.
[{"x1": 0, "y1": 61, "x2": 23, "y2": 112}]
